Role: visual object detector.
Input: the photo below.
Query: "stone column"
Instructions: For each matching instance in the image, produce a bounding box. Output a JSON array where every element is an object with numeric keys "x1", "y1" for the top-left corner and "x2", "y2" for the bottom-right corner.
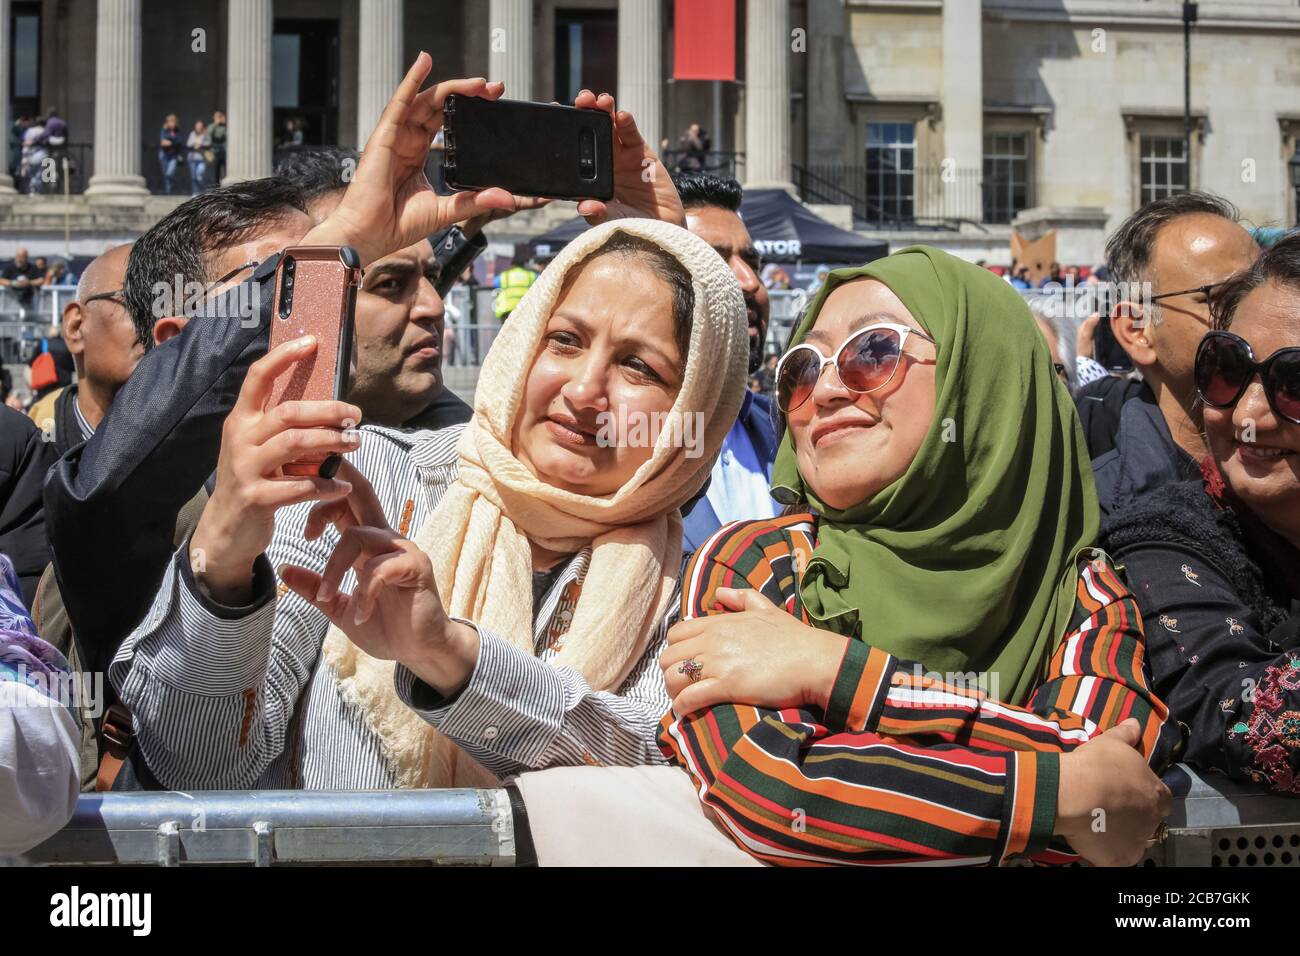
[
  {"x1": 617, "y1": 0, "x2": 661, "y2": 149},
  {"x1": 357, "y1": 0, "x2": 404, "y2": 144},
  {"x1": 0, "y1": 0, "x2": 14, "y2": 195},
  {"x1": 225, "y1": 0, "x2": 274, "y2": 183},
  {"x1": 743, "y1": 0, "x2": 791, "y2": 188},
  {"x1": 488, "y1": 0, "x2": 533, "y2": 101},
  {"x1": 807, "y1": 0, "x2": 851, "y2": 167},
  {"x1": 84, "y1": 0, "x2": 149, "y2": 202},
  {"x1": 941, "y1": 0, "x2": 984, "y2": 221}
]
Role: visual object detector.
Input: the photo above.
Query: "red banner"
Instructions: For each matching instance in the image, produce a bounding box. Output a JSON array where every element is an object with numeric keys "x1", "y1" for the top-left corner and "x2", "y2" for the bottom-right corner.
[{"x1": 673, "y1": 0, "x2": 736, "y2": 81}]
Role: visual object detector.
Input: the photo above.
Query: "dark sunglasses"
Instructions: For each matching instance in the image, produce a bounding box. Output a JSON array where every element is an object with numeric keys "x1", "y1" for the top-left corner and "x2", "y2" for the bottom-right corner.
[
  {"x1": 775, "y1": 322, "x2": 937, "y2": 414},
  {"x1": 1194, "y1": 330, "x2": 1300, "y2": 425}
]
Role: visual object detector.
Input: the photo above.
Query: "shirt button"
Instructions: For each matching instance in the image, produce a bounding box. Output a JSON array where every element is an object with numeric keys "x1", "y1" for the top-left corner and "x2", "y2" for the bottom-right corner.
[{"x1": 483, "y1": 726, "x2": 499, "y2": 740}]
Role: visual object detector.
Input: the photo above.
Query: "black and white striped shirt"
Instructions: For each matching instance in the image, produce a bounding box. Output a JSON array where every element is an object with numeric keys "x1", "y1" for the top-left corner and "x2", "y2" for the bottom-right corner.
[{"x1": 108, "y1": 423, "x2": 676, "y2": 791}]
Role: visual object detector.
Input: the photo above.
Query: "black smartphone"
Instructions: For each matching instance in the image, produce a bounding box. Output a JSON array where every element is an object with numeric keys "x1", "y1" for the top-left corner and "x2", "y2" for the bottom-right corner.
[
  {"x1": 442, "y1": 95, "x2": 614, "y2": 201},
  {"x1": 1090, "y1": 282, "x2": 1134, "y2": 373}
]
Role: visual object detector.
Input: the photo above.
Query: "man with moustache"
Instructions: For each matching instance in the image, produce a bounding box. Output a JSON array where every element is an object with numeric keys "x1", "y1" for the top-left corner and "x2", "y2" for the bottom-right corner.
[{"x1": 673, "y1": 173, "x2": 781, "y2": 551}]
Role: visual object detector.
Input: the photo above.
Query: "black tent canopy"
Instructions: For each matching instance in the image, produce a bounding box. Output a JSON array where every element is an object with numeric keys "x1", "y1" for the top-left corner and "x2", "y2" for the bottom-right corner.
[{"x1": 528, "y1": 188, "x2": 888, "y2": 265}]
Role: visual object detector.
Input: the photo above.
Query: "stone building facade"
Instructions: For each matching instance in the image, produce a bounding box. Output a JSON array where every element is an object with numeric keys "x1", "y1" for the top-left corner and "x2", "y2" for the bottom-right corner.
[{"x1": 2, "y1": 0, "x2": 1298, "y2": 265}]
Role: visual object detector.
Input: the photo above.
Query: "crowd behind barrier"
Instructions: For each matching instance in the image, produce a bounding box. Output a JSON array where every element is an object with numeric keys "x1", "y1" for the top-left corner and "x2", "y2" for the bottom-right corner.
[{"x1": 5, "y1": 55, "x2": 1300, "y2": 871}]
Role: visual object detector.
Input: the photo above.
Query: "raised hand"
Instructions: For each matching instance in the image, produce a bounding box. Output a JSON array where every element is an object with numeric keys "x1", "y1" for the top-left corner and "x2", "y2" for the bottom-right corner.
[
  {"x1": 305, "y1": 53, "x2": 519, "y2": 265},
  {"x1": 572, "y1": 90, "x2": 685, "y2": 227},
  {"x1": 190, "y1": 335, "x2": 362, "y2": 605}
]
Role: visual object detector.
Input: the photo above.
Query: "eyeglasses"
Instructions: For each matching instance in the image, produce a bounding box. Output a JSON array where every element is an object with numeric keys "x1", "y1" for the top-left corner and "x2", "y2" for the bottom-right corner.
[
  {"x1": 1150, "y1": 282, "x2": 1226, "y2": 304},
  {"x1": 208, "y1": 259, "x2": 260, "y2": 293},
  {"x1": 1194, "y1": 330, "x2": 1300, "y2": 425},
  {"x1": 775, "y1": 322, "x2": 937, "y2": 414},
  {"x1": 82, "y1": 289, "x2": 125, "y2": 307}
]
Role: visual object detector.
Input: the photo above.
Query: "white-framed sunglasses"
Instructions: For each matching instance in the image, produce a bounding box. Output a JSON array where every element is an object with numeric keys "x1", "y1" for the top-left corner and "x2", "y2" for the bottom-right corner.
[{"x1": 775, "y1": 321, "x2": 937, "y2": 413}]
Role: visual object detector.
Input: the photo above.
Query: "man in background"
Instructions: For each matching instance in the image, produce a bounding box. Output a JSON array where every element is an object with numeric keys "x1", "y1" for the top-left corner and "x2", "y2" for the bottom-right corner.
[
  {"x1": 1079, "y1": 192, "x2": 1260, "y2": 516},
  {"x1": 673, "y1": 172, "x2": 781, "y2": 551}
]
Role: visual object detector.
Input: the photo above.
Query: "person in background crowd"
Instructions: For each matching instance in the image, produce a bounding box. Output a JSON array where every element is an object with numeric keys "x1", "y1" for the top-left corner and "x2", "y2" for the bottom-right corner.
[
  {"x1": 26, "y1": 245, "x2": 138, "y2": 790},
  {"x1": 1065, "y1": 264, "x2": 1082, "y2": 286},
  {"x1": 186, "y1": 119, "x2": 211, "y2": 194},
  {"x1": 494, "y1": 249, "x2": 538, "y2": 320},
  {"x1": 1103, "y1": 232, "x2": 1300, "y2": 794},
  {"x1": 33, "y1": 256, "x2": 47, "y2": 276},
  {"x1": 1026, "y1": 295, "x2": 1075, "y2": 389},
  {"x1": 1038, "y1": 260, "x2": 1065, "y2": 289},
  {"x1": 1080, "y1": 192, "x2": 1260, "y2": 517},
  {"x1": 0, "y1": 554, "x2": 80, "y2": 856},
  {"x1": 1009, "y1": 263, "x2": 1033, "y2": 290},
  {"x1": 109, "y1": 218, "x2": 743, "y2": 795},
  {"x1": 760, "y1": 263, "x2": 791, "y2": 290},
  {"x1": 1, "y1": 246, "x2": 45, "y2": 309},
  {"x1": 677, "y1": 122, "x2": 709, "y2": 172},
  {"x1": 806, "y1": 264, "x2": 831, "y2": 294},
  {"x1": 25, "y1": 326, "x2": 74, "y2": 426},
  {"x1": 210, "y1": 110, "x2": 227, "y2": 184},
  {"x1": 44, "y1": 260, "x2": 76, "y2": 288},
  {"x1": 0, "y1": 408, "x2": 59, "y2": 608},
  {"x1": 157, "y1": 114, "x2": 182, "y2": 194},
  {"x1": 19, "y1": 115, "x2": 47, "y2": 194},
  {"x1": 672, "y1": 172, "x2": 780, "y2": 551},
  {"x1": 35, "y1": 245, "x2": 137, "y2": 455}
]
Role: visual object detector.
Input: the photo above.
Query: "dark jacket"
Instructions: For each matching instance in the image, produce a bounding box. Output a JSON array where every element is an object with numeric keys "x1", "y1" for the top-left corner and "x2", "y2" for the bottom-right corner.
[
  {"x1": 403, "y1": 387, "x2": 473, "y2": 432},
  {"x1": 42, "y1": 255, "x2": 283, "y2": 686},
  {"x1": 0, "y1": 405, "x2": 58, "y2": 609},
  {"x1": 681, "y1": 390, "x2": 779, "y2": 552},
  {"x1": 1074, "y1": 374, "x2": 1150, "y2": 460},
  {"x1": 1092, "y1": 390, "x2": 1200, "y2": 521},
  {"x1": 1102, "y1": 479, "x2": 1300, "y2": 793}
]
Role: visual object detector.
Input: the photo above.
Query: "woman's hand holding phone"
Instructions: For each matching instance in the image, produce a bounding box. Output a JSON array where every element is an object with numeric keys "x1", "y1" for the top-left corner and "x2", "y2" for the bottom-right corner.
[
  {"x1": 190, "y1": 336, "x2": 363, "y2": 606},
  {"x1": 572, "y1": 89, "x2": 685, "y2": 227},
  {"x1": 303, "y1": 52, "x2": 518, "y2": 266}
]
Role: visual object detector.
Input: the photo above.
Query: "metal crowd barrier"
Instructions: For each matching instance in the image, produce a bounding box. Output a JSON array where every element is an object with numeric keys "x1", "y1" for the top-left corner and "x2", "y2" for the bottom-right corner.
[
  {"x1": 19, "y1": 788, "x2": 516, "y2": 867},
  {"x1": 13, "y1": 765, "x2": 1300, "y2": 867}
]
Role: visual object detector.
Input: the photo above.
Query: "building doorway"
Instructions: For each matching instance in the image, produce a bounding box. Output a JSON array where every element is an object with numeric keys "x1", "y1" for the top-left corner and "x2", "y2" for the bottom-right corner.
[
  {"x1": 272, "y1": 18, "x2": 340, "y2": 151},
  {"x1": 554, "y1": 9, "x2": 617, "y2": 105}
]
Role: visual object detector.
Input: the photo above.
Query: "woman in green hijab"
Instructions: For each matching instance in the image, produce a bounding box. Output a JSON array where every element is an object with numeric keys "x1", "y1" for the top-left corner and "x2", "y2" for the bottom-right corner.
[{"x1": 659, "y1": 247, "x2": 1180, "y2": 866}]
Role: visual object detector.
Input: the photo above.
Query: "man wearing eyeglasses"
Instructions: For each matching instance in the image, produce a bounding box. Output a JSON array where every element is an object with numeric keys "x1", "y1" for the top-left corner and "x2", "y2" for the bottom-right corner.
[
  {"x1": 1081, "y1": 192, "x2": 1261, "y2": 517},
  {"x1": 33, "y1": 245, "x2": 140, "y2": 455}
]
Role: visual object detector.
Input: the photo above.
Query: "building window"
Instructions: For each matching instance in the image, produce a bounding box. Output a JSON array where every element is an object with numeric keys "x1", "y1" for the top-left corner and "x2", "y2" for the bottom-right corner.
[
  {"x1": 10, "y1": 1, "x2": 41, "y2": 117},
  {"x1": 983, "y1": 131, "x2": 1031, "y2": 225},
  {"x1": 1139, "y1": 135, "x2": 1189, "y2": 205},
  {"x1": 1292, "y1": 143, "x2": 1300, "y2": 227},
  {"x1": 866, "y1": 122, "x2": 915, "y2": 222}
]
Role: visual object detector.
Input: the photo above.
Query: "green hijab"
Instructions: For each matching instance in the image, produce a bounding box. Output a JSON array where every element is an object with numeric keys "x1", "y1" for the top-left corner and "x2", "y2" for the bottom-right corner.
[{"x1": 772, "y1": 246, "x2": 1099, "y2": 705}]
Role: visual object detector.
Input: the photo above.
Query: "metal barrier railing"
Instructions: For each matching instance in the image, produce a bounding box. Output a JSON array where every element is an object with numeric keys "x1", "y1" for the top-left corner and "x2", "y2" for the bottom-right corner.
[
  {"x1": 0, "y1": 286, "x2": 78, "y2": 326},
  {"x1": 12, "y1": 765, "x2": 1300, "y2": 867},
  {"x1": 17, "y1": 788, "x2": 516, "y2": 867}
]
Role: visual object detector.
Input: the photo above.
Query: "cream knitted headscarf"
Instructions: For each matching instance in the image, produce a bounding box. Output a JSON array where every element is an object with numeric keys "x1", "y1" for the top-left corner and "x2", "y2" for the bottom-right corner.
[{"x1": 322, "y1": 218, "x2": 749, "y2": 788}]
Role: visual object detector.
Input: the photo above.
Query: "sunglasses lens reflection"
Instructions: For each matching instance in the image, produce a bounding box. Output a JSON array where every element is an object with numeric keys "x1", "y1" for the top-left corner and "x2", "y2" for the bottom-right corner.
[
  {"x1": 1268, "y1": 351, "x2": 1300, "y2": 422},
  {"x1": 1198, "y1": 336, "x2": 1252, "y2": 408},
  {"x1": 777, "y1": 348, "x2": 821, "y2": 413},
  {"x1": 839, "y1": 328, "x2": 902, "y2": 393}
]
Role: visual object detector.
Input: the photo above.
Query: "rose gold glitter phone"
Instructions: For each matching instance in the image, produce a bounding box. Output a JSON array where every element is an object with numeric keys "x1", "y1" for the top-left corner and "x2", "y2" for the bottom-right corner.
[{"x1": 267, "y1": 246, "x2": 362, "y2": 479}]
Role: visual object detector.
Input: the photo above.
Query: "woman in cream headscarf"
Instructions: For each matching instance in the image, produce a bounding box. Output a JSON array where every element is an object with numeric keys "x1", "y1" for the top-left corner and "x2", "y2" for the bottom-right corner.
[{"x1": 109, "y1": 218, "x2": 749, "y2": 792}]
